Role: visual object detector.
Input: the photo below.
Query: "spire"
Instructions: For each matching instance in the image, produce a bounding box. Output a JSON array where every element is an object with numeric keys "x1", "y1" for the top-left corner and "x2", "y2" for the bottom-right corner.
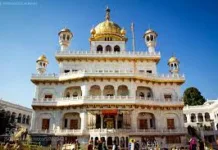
[{"x1": 105, "y1": 6, "x2": 110, "y2": 21}]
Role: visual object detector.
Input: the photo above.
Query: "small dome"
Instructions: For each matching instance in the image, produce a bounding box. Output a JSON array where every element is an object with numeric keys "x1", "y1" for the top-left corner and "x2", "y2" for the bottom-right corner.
[
  {"x1": 120, "y1": 28, "x2": 126, "y2": 35},
  {"x1": 168, "y1": 56, "x2": 179, "y2": 65},
  {"x1": 58, "y1": 27, "x2": 73, "y2": 36},
  {"x1": 90, "y1": 28, "x2": 96, "y2": 35},
  {"x1": 143, "y1": 29, "x2": 158, "y2": 37},
  {"x1": 36, "y1": 55, "x2": 49, "y2": 63}
]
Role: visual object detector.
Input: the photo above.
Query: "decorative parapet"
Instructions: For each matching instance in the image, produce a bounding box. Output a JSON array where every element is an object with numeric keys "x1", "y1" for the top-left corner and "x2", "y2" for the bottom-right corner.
[
  {"x1": 31, "y1": 70, "x2": 185, "y2": 84},
  {"x1": 29, "y1": 128, "x2": 187, "y2": 136},
  {"x1": 32, "y1": 96, "x2": 183, "y2": 107},
  {"x1": 55, "y1": 50, "x2": 161, "y2": 62}
]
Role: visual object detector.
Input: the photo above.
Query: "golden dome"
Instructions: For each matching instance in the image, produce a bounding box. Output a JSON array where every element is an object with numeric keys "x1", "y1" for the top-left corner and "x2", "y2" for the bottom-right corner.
[
  {"x1": 168, "y1": 56, "x2": 179, "y2": 65},
  {"x1": 94, "y1": 20, "x2": 122, "y2": 35},
  {"x1": 90, "y1": 7, "x2": 127, "y2": 41},
  {"x1": 36, "y1": 55, "x2": 49, "y2": 63},
  {"x1": 58, "y1": 27, "x2": 73, "y2": 36}
]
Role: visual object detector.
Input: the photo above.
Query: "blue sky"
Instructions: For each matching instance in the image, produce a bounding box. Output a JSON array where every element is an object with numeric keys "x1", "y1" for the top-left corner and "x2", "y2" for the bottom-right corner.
[{"x1": 0, "y1": 0, "x2": 218, "y2": 108}]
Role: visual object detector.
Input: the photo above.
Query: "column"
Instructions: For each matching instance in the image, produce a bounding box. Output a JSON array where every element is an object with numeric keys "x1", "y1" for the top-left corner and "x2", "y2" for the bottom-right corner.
[
  {"x1": 81, "y1": 85, "x2": 89, "y2": 97},
  {"x1": 101, "y1": 114, "x2": 104, "y2": 129},
  {"x1": 186, "y1": 114, "x2": 191, "y2": 123},
  {"x1": 80, "y1": 111, "x2": 87, "y2": 131},
  {"x1": 129, "y1": 82, "x2": 136, "y2": 98},
  {"x1": 30, "y1": 111, "x2": 36, "y2": 131},
  {"x1": 131, "y1": 111, "x2": 137, "y2": 130},
  {"x1": 114, "y1": 85, "x2": 118, "y2": 96},
  {"x1": 202, "y1": 114, "x2": 205, "y2": 122},
  {"x1": 115, "y1": 115, "x2": 118, "y2": 129}
]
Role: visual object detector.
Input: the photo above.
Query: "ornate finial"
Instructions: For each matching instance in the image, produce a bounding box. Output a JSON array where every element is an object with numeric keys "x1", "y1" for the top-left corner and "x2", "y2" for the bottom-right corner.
[{"x1": 105, "y1": 6, "x2": 110, "y2": 21}]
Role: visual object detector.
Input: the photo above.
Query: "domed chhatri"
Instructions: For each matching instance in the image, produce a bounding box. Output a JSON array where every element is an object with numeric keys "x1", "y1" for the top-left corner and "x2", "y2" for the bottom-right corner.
[
  {"x1": 168, "y1": 55, "x2": 180, "y2": 74},
  {"x1": 168, "y1": 56, "x2": 179, "y2": 65},
  {"x1": 36, "y1": 55, "x2": 49, "y2": 74},
  {"x1": 58, "y1": 27, "x2": 73, "y2": 36},
  {"x1": 143, "y1": 28, "x2": 158, "y2": 53},
  {"x1": 58, "y1": 27, "x2": 73, "y2": 51},
  {"x1": 90, "y1": 7, "x2": 127, "y2": 41},
  {"x1": 144, "y1": 29, "x2": 158, "y2": 37},
  {"x1": 36, "y1": 55, "x2": 49, "y2": 63}
]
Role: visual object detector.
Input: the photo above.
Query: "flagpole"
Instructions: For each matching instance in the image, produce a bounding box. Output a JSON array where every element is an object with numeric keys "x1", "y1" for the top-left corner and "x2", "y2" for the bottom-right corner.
[{"x1": 131, "y1": 22, "x2": 136, "y2": 52}]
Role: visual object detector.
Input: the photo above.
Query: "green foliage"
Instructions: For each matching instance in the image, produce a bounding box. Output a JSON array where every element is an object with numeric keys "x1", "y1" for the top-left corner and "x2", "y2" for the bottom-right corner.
[{"x1": 183, "y1": 87, "x2": 206, "y2": 106}]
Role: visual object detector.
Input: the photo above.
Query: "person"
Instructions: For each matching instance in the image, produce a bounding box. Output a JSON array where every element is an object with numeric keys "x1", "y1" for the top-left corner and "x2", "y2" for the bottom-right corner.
[
  {"x1": 112, "y1": 141, "x2": 118, "y2": 150},
  {"x1": 130, "y1": 139, "x2": 134, "y2": 150},
  {"x1": 88, "y1": 141, "x2": 93, "y2": 150},
  {"x1": 199, "y1": 140, "x2": 204, "y2": 150},
  {"x1": 98, "y1": 139, "x2": 102, "y2": 150},
  {"x1": 189, "y1": 136, "x2": 197, "y2": 150},
  {"x1": 134, "y1": 141, "x2": 139, "y2": 150},
  {"x1": 102, "y1": 140, "x2": 107, "y2": 150}
]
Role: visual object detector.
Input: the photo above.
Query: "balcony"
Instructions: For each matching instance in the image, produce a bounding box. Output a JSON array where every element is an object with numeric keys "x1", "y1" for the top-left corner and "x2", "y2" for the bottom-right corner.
[
  {"x1": 30, "y1": 128, "x2": 187, "y2": 136},
  {"x1": 31, "y1": 70, "x2": 185, "y2": 82},
  {"x1": 32, "y1": 96, "x2": 183, "y2": 106},
  {"x1": 55, "y1": 50, "x2": 161, "y2": 58}
]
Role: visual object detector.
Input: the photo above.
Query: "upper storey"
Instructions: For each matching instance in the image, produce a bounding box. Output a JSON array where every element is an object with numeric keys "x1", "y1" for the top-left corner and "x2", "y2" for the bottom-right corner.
[
  {"x1": 55, "y1": 7, "x2": 160, "y2": 63},
  {"x1": 32, "y1": 7, "x2": 185, "y2": 85}
]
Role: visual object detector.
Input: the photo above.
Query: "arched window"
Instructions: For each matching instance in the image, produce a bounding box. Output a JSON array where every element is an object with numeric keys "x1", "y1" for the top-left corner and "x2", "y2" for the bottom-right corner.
[
  {"x1": 22, "y1": 115, "x2": 26, "y2": 124},
  {"x1": 17, "y1": 113, "x2": 21, "y2": 123},
  {"x1": 67, "y1": 35, "x2": 70, "y2": 41},
  {"x1": 63, "y1": 34, "x2": 66, "y2": 40},
  {"x1": 97, "y1": 45, "x2": 103, "y2": 53},
  {"x1": 66, "y1": 92, "x2": 70, "y2": 98},
  {"x1": 146, "y1": 36, "x2": 150, "y2": 41},
  {"x1": 106, "y1": 45, "x2": 112, "y2": 52},
  {"x1": 114, "y1": 45, "x2": 120, "y2": 52},
  {"x1": 26, "y1": 115, "x2": 30, "y2": 125},
  {"x1": 73, "y1": 92, "x2": 78, "y2": 97},
  {"x1": 147, "y1": 92, "x2": 151, "y2": 98},
  {"x1": 139, "y1": 92, "x2": 145, "y2": 98},
  {"x1": 150, "y1": 35, "x2": 153, "y2": 41}
]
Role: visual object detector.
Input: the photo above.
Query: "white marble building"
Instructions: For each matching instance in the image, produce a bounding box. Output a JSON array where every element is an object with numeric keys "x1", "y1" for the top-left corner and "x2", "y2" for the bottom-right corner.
[
  {"x1": 0, "y1": 99, "x2": 32, "y2": 129},
  {"x1": 30, "y1": 7, "x2": 186, "y2": 149},
  {"x1": 183, "y1": 100, "x2": 218, "y2": 143}
]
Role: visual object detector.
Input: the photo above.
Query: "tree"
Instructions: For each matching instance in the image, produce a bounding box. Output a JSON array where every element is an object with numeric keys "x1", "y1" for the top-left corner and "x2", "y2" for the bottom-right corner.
[{"x1": 183, "y1": 87, "x2": 206, "y2": 106}]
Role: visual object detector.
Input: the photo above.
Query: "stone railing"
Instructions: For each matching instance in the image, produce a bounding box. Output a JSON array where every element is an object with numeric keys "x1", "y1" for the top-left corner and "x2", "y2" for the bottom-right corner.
[
  {"x1": 32, "y1": 96, "x2": 183, "y2": 106},
  {"x1": 56, "y1": 50, "x2": 161, "y2": 57},
  {"x1": 30, "y1": 128, "x2": 187, "y2": 135},
  {"x1": 31, "y1": 70, "x2": 185, "y2": 81}
]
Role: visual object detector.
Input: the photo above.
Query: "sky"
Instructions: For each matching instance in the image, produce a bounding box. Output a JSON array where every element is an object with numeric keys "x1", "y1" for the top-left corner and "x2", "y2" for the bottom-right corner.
[{"x1": 0, "y1": 0, "x2": 218, "y2": 108}]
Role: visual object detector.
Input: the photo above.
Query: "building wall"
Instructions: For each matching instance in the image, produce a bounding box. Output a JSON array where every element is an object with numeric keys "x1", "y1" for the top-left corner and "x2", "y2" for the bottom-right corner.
[{"x1": 0, "y1": 99, "x2": 32, "y2": 129}]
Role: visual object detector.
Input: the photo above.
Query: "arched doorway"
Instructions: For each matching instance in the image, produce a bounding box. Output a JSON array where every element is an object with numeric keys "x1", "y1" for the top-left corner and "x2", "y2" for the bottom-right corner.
[
  {"x1": 105, "y1": 45, "x2": 112, "y2": 52},
  {"x1": 62, "y1": 112, "x2": 81, "y2": 129},
  {"x1": 114, "y1": 45, "x2": 120, "y2": 52},
  {"x1": 97, "y1": 45, "x2": 103, "y2": 53},
  {"x1": 137, "y1": 112, "x2": 155, "y2": 129}
]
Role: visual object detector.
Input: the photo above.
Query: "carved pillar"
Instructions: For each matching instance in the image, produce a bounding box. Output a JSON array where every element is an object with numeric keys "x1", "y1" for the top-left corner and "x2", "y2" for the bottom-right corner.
[
  {"x1": 80, "y1": 111, "x2": 87, "y2": 131},
  {"x1": 115, "y1": 115, "x2": 118, "y2": 129},
  {"x1": 30, "y1": 111, "x2": 36, "y2": 131},
  {"x1": 81, "y1": 84, "x2": 89, "y2": 97},
  {"x1": 131, "y1": 110, "x2": 137, "y2": 129},
  {"x1": 101, "y1": 114, "x2": 104, "y2": 129}
]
